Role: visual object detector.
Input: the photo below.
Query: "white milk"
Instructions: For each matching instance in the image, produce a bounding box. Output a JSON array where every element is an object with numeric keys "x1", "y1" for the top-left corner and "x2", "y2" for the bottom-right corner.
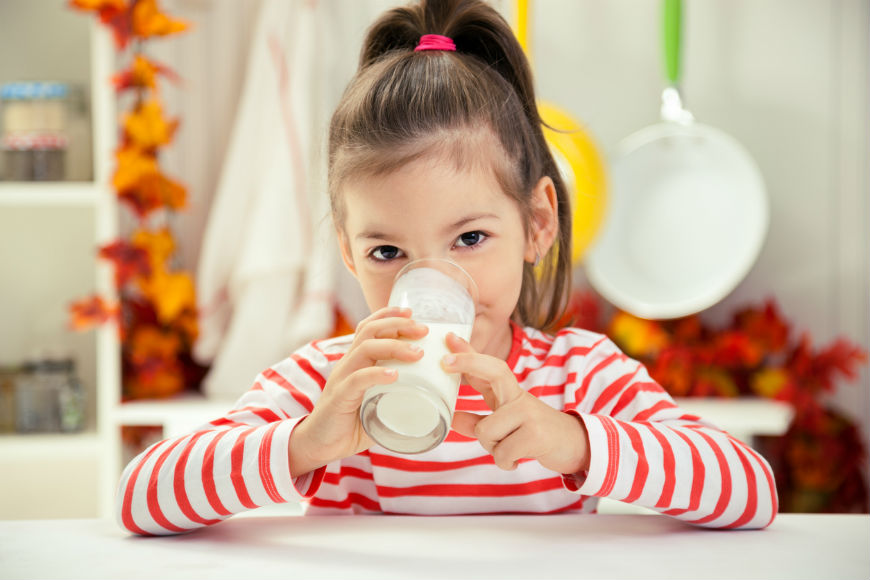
[
  {"x1": 361, "y1": 260, "x2": 477, "y2": 453},
  {"x1": 375, "y1": 321, "x2": 471, "y2": 439}
]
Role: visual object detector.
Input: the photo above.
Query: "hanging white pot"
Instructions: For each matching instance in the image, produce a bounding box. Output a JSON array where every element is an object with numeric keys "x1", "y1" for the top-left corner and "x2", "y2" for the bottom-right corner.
[{"x1": 585, "y1": 0, "x2": 768, "y2": 319}]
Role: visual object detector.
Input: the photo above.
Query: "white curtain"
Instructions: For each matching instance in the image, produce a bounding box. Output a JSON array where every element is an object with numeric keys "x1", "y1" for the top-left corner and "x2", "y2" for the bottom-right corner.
[
  {"x1": 192, "y1": 0, "x2": 329, "y2": 399},
  {"x1": 158, "y1": 0, "x2": 389, "y2": 399},
  {"x1": 162, "y1": 0, "x2": 497, "y2": 399}
]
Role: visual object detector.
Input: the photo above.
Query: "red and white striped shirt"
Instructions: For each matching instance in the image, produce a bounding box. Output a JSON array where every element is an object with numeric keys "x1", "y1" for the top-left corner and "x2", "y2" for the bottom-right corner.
[{"x1": 117, "y1": 323, "x2": 778, "y2": 535}]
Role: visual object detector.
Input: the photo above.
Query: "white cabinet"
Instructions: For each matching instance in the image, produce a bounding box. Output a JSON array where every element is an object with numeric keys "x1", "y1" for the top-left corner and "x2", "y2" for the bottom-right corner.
[{"x1": 0, "y1": 4, "x2": 120, "y2": 519}]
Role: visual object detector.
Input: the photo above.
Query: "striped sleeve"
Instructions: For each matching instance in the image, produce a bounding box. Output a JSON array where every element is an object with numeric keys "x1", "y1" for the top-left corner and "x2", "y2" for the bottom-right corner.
[
  {"x1": 115, "y1": 338, "x2": 345, "y2": 536},
  {"x1": 562, "y1": 334, "x2": 778, "y2": 530}
]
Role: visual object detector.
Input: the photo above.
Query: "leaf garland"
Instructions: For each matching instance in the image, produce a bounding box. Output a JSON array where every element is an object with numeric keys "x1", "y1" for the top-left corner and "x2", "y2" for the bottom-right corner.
[
  {"x1": 562, "y1": 293, "x2": 869, "y2": 513},
  {"x1": 68, "y1": 0, "x2": 205, "y2": 400}
]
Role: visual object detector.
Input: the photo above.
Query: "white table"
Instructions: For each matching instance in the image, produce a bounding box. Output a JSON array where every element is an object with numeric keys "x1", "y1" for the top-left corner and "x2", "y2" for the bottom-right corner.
[{"x1": 1, "y1": 514, "x2": 867, "y2": 579}]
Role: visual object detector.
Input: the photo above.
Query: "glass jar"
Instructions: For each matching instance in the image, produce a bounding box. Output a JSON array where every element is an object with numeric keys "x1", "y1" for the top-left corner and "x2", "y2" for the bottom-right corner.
[
  {"x1": 0, "y1": 366, "x2": 17, "y2": 433},
  {"x1": 0, "y1": 81, "x2": 69, "y2": 181},
  {"x1": 1, "y1": 82, "x2": 68, "y2": 134},
  {"x1": 15, "y1": 357, "x2": 85, "y2": 433},
  {"x1": 2, "y1": 133, "x2": 67, "y2": 181},
  {"x1": 14, "y1": 361, "x2": 46, "y2": 432}
]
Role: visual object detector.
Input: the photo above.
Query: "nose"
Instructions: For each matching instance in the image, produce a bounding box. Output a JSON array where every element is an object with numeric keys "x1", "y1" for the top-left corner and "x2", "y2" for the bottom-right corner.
[{"x1": 404, "y1": 248, "x2": 453, "y2": 262}]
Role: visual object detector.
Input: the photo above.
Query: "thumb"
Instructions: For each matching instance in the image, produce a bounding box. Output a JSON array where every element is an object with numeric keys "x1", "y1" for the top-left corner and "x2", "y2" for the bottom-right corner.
[{"x1": 451, "y1": 411, "x2": 483, "y2": 439}]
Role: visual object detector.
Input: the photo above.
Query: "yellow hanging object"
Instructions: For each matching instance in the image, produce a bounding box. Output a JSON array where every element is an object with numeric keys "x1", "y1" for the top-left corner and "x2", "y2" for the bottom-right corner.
[
  {"x1": 516, "y1": 0, "x2": 530, "y2": 53},
  {"x1": 539, "y1": 103, "x2": 607, "y2": 264},
  {"x1": 514, "y1": 0, "x2": 607, "y2": 263}
]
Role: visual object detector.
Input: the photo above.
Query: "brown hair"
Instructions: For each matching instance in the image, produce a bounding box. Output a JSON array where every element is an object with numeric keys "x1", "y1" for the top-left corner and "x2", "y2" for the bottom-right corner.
[{"x1": 328, "y1": 0, "x2": 572, "y2": 331}]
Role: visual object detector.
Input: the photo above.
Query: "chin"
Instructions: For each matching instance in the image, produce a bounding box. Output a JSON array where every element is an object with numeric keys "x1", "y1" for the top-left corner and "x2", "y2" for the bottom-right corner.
[{"x1": 469, "y1": 316, "x2": 511, "y2": 357}]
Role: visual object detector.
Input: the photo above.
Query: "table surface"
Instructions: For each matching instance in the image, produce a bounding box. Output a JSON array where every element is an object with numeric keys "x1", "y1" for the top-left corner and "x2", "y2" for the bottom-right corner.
[{"x1": 1, "y1": 513, "x2": 868, "y2": 580}]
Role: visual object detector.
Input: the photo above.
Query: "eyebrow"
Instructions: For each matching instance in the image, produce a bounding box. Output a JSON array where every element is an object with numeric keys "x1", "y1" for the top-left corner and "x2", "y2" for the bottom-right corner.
[{"x1": 355, "y1": 212, "x2": 500, "y2": 241}]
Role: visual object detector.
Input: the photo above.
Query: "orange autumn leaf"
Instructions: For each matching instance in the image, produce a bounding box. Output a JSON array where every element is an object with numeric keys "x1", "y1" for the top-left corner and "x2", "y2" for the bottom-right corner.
[
  {"x1": 118, "y1": 170, "x2": 187, "y2": 217},
  {"x1": 112, "y1": 54, "x2": 180, "y2": 93},
  {"x1": 123, "y1": 366, "x2": 184, "y2": 399},
  {"x1": 693, "y1": 367, "x2": 739, "y2": 398},
  {"x1": 68, "y1": 0, "x2": 126, "y2": 10},
  {"x1": 649, "y1": 346, "x2": 695, "y2": 397},
  {"x1": 131, "y1": 0, "x2": 189, "y2": 39},
  {"x1": 68, "y1": 0, "x2": 133, "y2": 49},
  {"x1": 132, "y1": 227, "x2": 174, "y2": 269},
  {"x1": 709, "y1": 330, "x2": 764, "y2": 368},
  {"x1": 812, "y1": 338, "x2": 869, "y2": 384},
  {"x1": 113, "y1": 145, "x2": 186, "y2": 217},
  {"x1": 99, "y1": 239, "x2": 151, "y2": 288},
  {"x1": 69, "y1": 295, "x2": 119, "y2": 331},
  {"x1": 735, "y1": 300, "x2": 790, "y2": 354},
  {"x1": 139, "y1": 271, "x2": 197, "y2": 325},
  {"x1": 126, "y1": 325, "x2": 185, "y2": 398},
  {"x1": 671, "y1": 314, "x2": 702, "y2": 343},
  {"x1": 113, "y1": 145, "x2": 158, "y2": 192},
  {"x1": 170, "y1": 307, "x2": 199, "y2": 344},
  {"x1": 751, "y1": 367, "x2": 791, "y2": 399},
  {"x1": 608, "y1": 311, "x2": 670, "y2": 358},
  {"x1": 145, "y1": 172, "x2": 187, "y2": 210},
  {"x1": 123, "y1": 99, "x2": 178, "y2": 150},
  {"x1": 129, "y1": 325, "x2": 181, "y2": 363}
]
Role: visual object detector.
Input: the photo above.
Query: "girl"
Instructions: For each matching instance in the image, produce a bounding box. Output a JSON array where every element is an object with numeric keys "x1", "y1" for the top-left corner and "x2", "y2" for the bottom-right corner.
[{"x1": 117, "y1": 0, "x2": 777, "y2": 535}]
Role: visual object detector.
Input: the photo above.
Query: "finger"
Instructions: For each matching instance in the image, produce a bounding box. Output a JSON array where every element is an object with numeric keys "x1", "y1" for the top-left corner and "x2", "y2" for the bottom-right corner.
[
  {"x1": 330, "y1": 333, "x2": 424, "y2": 388},
  {"x1": 345, "y1": 338, "x2": 424, "y2": 370},
  {"x1": 324, "y1": 366, "x2": 400, "y2": 413},
  {"x1": 359, "y1": 306, "x2": 412, "y2": 326},
  {"x1": 451, "y1": 411, "x2": 484, "y2": 440},
  {"x1": 443, "y1": 334, "x2": 521, "y2": 409},
  {"x1": 354, "y1": 307, "x2": 416, "y2": 335},
  {"x1": 471, "y1": 412, "x2": 524, "y2": 464},
  {"x1": 474, "y1": 407, "x2": 523, "y2": 451},
  {"x1": 355, "y1": 316, "x2": 429, "y2": 343},
  {"x1": 354, "y1": 307, "x2": 412, "y2": 337},
  {"x1": 445, "y1": 330, "x2": 473, "y2": 354},
  {"x1": 491, "y1": 429, "x2": 529, "y2": 471}
]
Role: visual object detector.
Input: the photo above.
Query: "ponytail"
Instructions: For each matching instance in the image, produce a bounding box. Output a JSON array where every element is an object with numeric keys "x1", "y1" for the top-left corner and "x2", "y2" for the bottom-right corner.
[{"x1": 361, "y1": 1, "x2": 537, "y2": 117}]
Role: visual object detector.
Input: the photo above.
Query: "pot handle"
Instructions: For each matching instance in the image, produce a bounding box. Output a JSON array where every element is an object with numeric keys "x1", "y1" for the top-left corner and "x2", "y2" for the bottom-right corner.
[{"x1": 663, "y1": 0, "x2": 682, "y2": 86}]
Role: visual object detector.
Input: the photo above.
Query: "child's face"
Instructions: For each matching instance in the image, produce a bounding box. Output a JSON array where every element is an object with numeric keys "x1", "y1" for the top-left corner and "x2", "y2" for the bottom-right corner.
[{"x1": 338, "y1": 155, "x2": 546, "y2": 360}]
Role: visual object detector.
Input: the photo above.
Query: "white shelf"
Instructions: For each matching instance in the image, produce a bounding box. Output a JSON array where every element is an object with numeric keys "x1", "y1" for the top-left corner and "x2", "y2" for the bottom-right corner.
[
  {"x1": 674, "y1": 397, "x2": 794, "y2": 442},
  {"x1": 0, "y1": 182, "x2": 109, "y2": 206},
  {"x1": 115, "y1": 394, "x2": 230, "y2": 438},
  {"x1": 0, "y1": 11, "x2": 120, "y2": 520}
]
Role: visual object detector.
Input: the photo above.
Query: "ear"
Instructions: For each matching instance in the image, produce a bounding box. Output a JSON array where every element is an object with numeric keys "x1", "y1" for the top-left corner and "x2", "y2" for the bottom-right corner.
[
  {"x1": 524, "y1": 176, "x2": 559, "y2": 263},
  {"x1": 336, "y1": 228, "x2": 358, "y2": 277}
]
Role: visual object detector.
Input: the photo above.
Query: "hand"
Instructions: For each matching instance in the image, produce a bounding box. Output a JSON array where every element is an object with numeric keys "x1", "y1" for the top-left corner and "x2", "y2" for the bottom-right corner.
[
  {"x1": 443, "y1": 332, "x2": 590, "y2": 475},
  {"x1": 289, "y1": 307, "x2": 428, "y2": 476}
]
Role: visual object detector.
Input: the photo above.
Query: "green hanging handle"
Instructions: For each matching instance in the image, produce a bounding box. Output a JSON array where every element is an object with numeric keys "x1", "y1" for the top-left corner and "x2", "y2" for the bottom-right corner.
[{"x1": 663, "y1": 0, "x2": 682, "y2": 85}]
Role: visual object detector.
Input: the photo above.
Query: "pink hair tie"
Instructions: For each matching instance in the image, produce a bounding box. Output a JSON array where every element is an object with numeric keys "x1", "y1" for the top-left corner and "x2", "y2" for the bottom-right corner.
[{"x1": 415, "y1": 34, "x2": 456, "y2": 52}]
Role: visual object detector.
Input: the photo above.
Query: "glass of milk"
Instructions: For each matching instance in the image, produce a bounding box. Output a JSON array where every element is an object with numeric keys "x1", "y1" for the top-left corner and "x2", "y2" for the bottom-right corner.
[{"x1": 360, "y1": 258, "x2": 477, "y2": 454}]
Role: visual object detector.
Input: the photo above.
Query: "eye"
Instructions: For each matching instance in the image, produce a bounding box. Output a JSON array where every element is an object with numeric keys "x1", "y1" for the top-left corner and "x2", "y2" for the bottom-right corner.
[
  {"x1": 369, "y1": 245, "x2": 403, "y2": 262},
  {"x1": 455, "y1": 231, "x2": 487, "y2": 248}
]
